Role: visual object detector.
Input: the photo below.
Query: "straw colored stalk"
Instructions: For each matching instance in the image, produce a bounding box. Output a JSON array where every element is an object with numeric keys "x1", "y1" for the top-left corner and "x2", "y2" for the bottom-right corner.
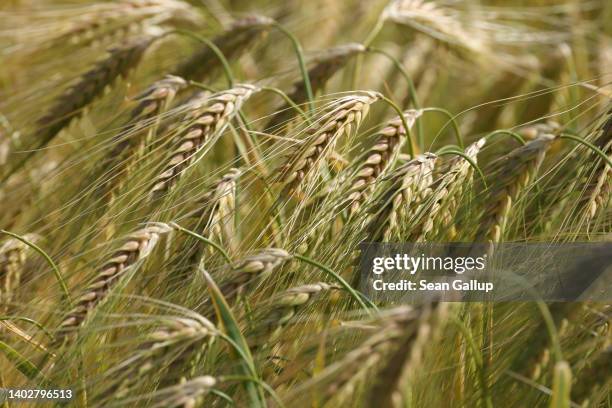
[
  {"x1": 275, "y1": 92, "x2": 380, "y2": 195},
  {"x1": 475, "y1": 134, "x2": 555, "y2": 244},
  {"x1": 347, "y1": 110, "x2": 422, "y2": 215},
  {"x1": 56, "y1": 223, "x2": 173, "y2": 341},
  {"x1": 365, "y1": 153, "x2": 437, "y2": 242},
  {"x1": 172, "y1": 15, "x2": 275, "y2": 81},
  {"x1": 150, "y1": 85, "x2": 258, "y2": 199}
]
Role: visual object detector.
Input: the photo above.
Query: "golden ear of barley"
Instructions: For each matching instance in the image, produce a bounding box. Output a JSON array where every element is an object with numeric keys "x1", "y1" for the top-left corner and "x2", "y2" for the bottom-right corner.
[
  {"x1": 51, "y1": 0, "x2": 201, "y2": 48},
  {"x1": 412, "y1": 138, "x2": 486, "y2": 241},
  {"x1": 219, "y1": 248, "x2": 292, "y2": 301},
  {"x1": 259, "y1": 282, "x2": 341, "y2": 342},
  {"x1": 266, "y1": 43, "x2": 366, "y2": 130},
  {"x1": 100, "y1": 75, "x2": 187, "y2": 196},
  {"x1": 56, "y1": 223, "x2": 173, "y2": 340},
  {"x1": 35, "y1": 33, "x2": 158, "y2": 154},
  {"x1": 0, "y1": 135, "x2": 8, "y2": 167},
  {"x1": 0, "y1": 236, "x2": 36, "y2": 306},
  {"x1": 475, "y1": 134, "x2": 555, "y2": 244},
  {"x1": 231, "y1": 248, "x2": 292, "y2": 277},
  {"x1": 150, "y1": 85, "x2": 258, "y2": 199},
  {"x1": 517, "y1": 120, "x2": 562, "y2": 141},
  {"x1": 191, "y1": 168, "x2": 241, "y2": 249},
  {"x1": 128, "y1": 75, "x2": 188, "y2": 127},
  {"x1": 148, "y1": 375, "x2": 217, "y2": 408},
  {"x1": 368, "y1": 302, "x2": 450, "y2": 407},
  {"x1": 347, "y1": 109, "x2": 422, "y2": 215},
  {"x1": 293, "y1": 303, "x2": 443, "y2": 406},
  {"x1": 383, "y1": 0, "x2": 488, "y2": 54},
  {"x1": 365, "y1": 153, "x2": 437, "y2": 242},
  {"x1": 580, "y1": 111, "x2": 611, "y2": 222},
  {"x1": 188, "y1": 168, "x2": 242, "y2": 223},
  {"x1": 168, "y1": 168, "x2": 242, "y2": 285},
  {"x1": 172, "y1": 15, "x2": 275, "y2": 81},
  {"x1": 106, "y1": 316, "x2": 216, "y2": 401},
  {"x1": 571, "y1": 347, "x2": 611, "y2": 405},
  {"x1": 275, "y1": 92, "x2": 380, "y2": 194}
]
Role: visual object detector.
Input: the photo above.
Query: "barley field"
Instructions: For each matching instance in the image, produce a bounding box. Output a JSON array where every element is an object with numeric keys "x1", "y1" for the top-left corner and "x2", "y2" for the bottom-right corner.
[{"x1": 0, "y1": 0, "x2": 610, "y2": 407}]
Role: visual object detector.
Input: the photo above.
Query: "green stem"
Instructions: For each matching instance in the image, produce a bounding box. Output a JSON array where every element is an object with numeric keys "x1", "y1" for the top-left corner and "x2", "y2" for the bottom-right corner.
[
  {"x1": 379, "y1": 95, "x2": 416, "y2": 157},
  {"x1": 210, "y1": 389, "x2": 234, "y2": 405},
  {"x1": 293, "y1": 254, "x2": 376, "y2": 316},
  {"x1": 485, "y1": 130, "x2": 526, "y2": 145},
  {"x1": 450, "y1": 317, "x2": 492, "y2": 408},
  {"x1": 367, "y1": 46, "x2": 424, "y2": 150},
  {"x1": 170, "y1": 223, "x2": 233, "y2": 265},
  {"x1": 437, "y1": 150, "x2": 488, "y2": 190},
  {"x1": 221, "y1": 375, "x2": 286, "y2": 408},
  {"x1": 273, "y1": 23, "x2": 314, "y2": 114},
  {"x1": 0, "y1": 230, "x2": 72, "y2": 307},
  {"x1": 261, "y1": 87, "x2": 311, "y2": 125},
  {"x1": 535, "y1": 301, "x2": 563, "y2": 363},
  {"x1": 353, "y1": 16, "x2": 385, "y2": 88},
  {"x1": 559, "y1": 133, "x2": 612, "y2": 168},
  {"x1": 189, "y1": 81, "x2": 218, "y2": 93},
  {"x1": 422, "y1": 107, "x2": 464, "y2": 149},
  {"x1": 167, "y1": 29, "x2": 235, "y2": 88},
  {"x1": 0, "y1": 340, "x2": 45, "y2": 381}
]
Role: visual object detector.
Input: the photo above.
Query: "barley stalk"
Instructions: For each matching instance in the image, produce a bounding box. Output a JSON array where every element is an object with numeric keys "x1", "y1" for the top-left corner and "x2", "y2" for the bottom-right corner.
[
  {"x1": 475, "y1": 134, "x2": 555, "y2": 244},
  {"x1": 258, "y1": 282, "x2": 341, "y2": 344},
  {"x1": 50, "y1": 0, "x2": 200, "y2": 48},
  {"x1": 100, "y1": 315, "x2": 216, "y2": 403},
  {"x1": 218, "y1": 248, "x2": 292, "y2": 302},
  {"x1": 365, "y1": 153, "x2": 437, "y2": 242},
  {"x1": 56, "y1": 223, "x2": 173, "y2": 341},
  {"x1": 100, "y1": 75, "x2": 187, "y2": 200},
  {"x1": 0, "y1": 235, "x2": 35, "y2": 307},
  {"x1": 275, "y1": 92, "x2": 379, "y2": 194},
  {"x1": 37, "y1": 32, "x2": 160, "y2": 152},
  {"x1": 413, "y1": 138, "x2": 486, "y2": 241},
  {"x1": 346, "y1": 109, "x2": 422, "y2": 215},
  {"x1": 150, "y1": 85, "x2": 258, "y2": 199},
  {"x1": 168, "y1": 168, "x2": 242, "y2": 285}
]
